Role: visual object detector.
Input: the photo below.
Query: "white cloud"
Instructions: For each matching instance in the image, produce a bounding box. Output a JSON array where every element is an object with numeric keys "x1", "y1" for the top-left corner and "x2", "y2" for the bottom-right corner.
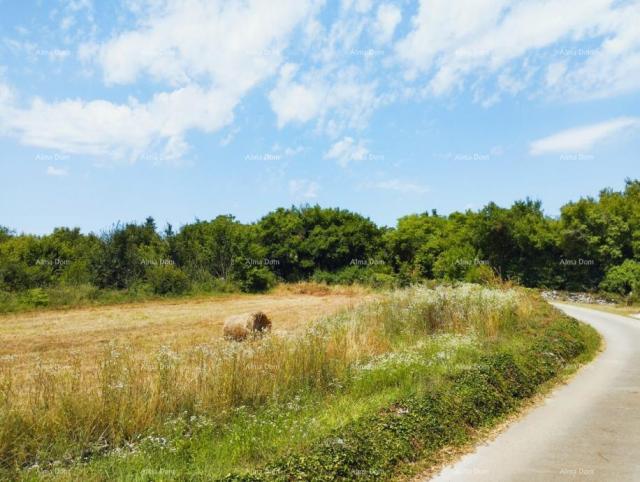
[
  {"x1": 219, "y1": 126, "x2": 240, "y2": 147},
  {"x1": 60, "y1": 0, "x2": 94, "y2": 31},
  {"x1": 46, "y1": 166, "x2": 69, "y2": 177},
  {"x1": 48, "y1": 49, "x2": 71, "y2": 62},
  {"x1": 341, "y1": 0, "x2": 373, "y2": 14},
  {"x1": 373, "y1": 4, "x2": 402, "y2": 44},
  {"x1": 283, "y1": 146, "x2": 304, "y2": 157},
  {"x1": 97, "y1": 0, "x2": 314, "y2": 89},
  {"x1": 0, "y1": 80, "x2": 12, "y2": 104},
  {"x1": 2, "y1": 0, "x2": 639, "y2": 168},
  {"x1": 60, "y1": 16, "x2": 75, "y2": 31},
  {"x1": 2, "y1": 84, "x2": 235, "y2": 161},
  {"x1": 269, "y1": 64, "x2": 380, "y2": 135},
  {"x1": 272, "y1": 143, "x2": 304, "y2": 157},
  {"x1": 362, "y1": 179, "x2": 428, "y2": 194},
  {"x1": 395, "y1": 0, "x2": 640, "y2": 101},
  {"x1": 3, "y1": 40, "x2": 70, "y2": 63},
  {"x1": 289, "y1": 179, "x2": 319, "y2": 199},
  {"x1": 557, "y1": 3, "x2": 640, "y2": 100},
  {"x1": 0, "y1": 0, "x2": 316, "y2": 162},
  {"x1": 529, "y1": 117, "x2": 639, "y2": 155},
  {"x1": 66, "y1": 0, "x2": 92, "y2": 12},
  {"x1": 324, "y1": 137, "x2": 369, "y2": 167},
  {"x1": 0, "y1": 78, "x2": 13, "y2": 136},
  {"x1": 268, "y1": 0, "x2": 388, "y2": 135},
  {"x1": 269, "y1": 64, "x2": 324, "y2": 127},
  {"x1": 545, "y1": 62, "x2": 567, "y2": 87}
]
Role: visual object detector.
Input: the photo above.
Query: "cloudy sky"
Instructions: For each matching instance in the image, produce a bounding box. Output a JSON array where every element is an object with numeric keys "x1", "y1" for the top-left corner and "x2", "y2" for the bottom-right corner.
[{"x1": 1, "y1": 0, "x2": 639, "y2": 234}]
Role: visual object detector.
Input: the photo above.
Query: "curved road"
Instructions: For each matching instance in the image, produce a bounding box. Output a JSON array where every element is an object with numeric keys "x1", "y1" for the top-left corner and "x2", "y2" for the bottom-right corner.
[{"x1": 428, "y1": 304, "x2": 640, "y2": 482}]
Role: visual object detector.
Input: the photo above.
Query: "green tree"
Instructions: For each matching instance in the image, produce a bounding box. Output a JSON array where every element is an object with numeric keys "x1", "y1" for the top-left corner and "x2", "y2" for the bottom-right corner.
[
  {"x1": 173, "y1": 215, "x2": 264, "y2": 288},
  {"x1": 258, "y1": 206, "x2": 383, "y2": 280},
  {"x1": 93, "y1": 218, "x2": 166, "y2": 289},
  {"x1": 600, "y1": 260, "x2": 640, "y2": 296},
  {"x1": 471, "y1": 199, "x2": 558, "y2": 286},
  {"x1": 384, "y1": 212, "x2": 449, "y2": 280}
]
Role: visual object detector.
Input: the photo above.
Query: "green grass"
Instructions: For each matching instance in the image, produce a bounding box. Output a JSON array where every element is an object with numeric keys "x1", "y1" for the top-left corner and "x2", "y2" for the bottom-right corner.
[
  {"x1": 0, "y1": 281, "x2": 240, "y2": 314},
  {"x1": 1, "y1": 285, "x2": 600, "y2": 481}
]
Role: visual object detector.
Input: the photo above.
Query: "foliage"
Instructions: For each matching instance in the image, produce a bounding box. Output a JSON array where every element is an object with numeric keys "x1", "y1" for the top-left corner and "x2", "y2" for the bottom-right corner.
[
  {"x1": 92, "y1": 218, "x2": 166, "y2": 289},
  {"x1": 147, "y1": 265, "x2": 191, "y2": 295},
  {"x1": 1, "y1": 180, "x2": 639, "y2": 306},
  {"x1": 172, "y1": 215, "x2": 259, "y2": 282},
  {"x1": 240, "y1": 266, "x2": 277, "y2": 293},
  {"x1": 312, "y1": 265, "x2": 397, "y2": 288},
  {"x1": 21, "y1": 287, "x2": 50, "y2": 307},
  {"x1": 257, "y1": 206, "x2": 384, "y2": 281},
  {"x1": 599, "y1": 260, "x2": 640, "y2": 296}
]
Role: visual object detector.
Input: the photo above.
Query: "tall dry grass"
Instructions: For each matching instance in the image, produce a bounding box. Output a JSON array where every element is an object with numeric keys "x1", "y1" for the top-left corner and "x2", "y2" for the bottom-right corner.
[{"x1": 0, "y1": 283, "x2": 523, "y2": 471}]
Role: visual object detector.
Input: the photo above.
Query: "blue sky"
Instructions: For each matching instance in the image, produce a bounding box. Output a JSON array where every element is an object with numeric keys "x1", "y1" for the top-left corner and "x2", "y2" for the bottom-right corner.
[{"x1": 1, "y1": 0, "x2": 639, "y2": 235}]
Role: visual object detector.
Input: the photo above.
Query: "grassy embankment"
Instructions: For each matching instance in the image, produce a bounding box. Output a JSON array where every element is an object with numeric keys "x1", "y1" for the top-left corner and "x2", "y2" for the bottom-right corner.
[{"x1": 0, "y1": 283, "x2": 600, "y2": 481}]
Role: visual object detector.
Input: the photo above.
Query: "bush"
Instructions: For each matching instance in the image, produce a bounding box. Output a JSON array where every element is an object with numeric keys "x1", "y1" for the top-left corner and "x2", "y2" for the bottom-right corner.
[
  {"x1": 312, "y1": 266, "x2": 397, "y2": 288},
  {"x1": 59, "y1": 260, "x2": 93, "y2": 285},
  {"x1": 433, "y1": 245, "x2": 479, "y2": 280},
  {"x1": 465, "y1": 264, "x2": 501, "y2": 286},
  {"x1": 22, "y1": 288, "x2": 49, "y2": 307},
  {"x1": 46, "y1": 283, "x2": 101, "y2": 305},
  {"x1": 0, "y1": 290, "x2": 18, "y2": 312},
  {"x1": 600, "y1": 260, "x2": 640, "y2": 296},
  {"x1": 241, "y1": 267, "x2": 277, "y2": 293},
  {"x1": 147, "y1": 265, "x2": 190, "y2": 295},
  {"x1": 192, "y1": 278, "x2": 240, "y2": 294},
  {"x1": 369, "y1": 272, "x2": 397, "y2": 288}
]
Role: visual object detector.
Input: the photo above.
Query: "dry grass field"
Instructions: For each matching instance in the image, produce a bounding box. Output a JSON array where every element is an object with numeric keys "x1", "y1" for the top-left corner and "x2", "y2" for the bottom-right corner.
[
  {"x1": 0, "y1": 283, "x2": 372, "y2": 376},
  {"x1": 0, "y1": 283, "x2": 600, "y2": 481},
  {"x1": 1, "y1": 282, "x2": 385, "y2": 474}
]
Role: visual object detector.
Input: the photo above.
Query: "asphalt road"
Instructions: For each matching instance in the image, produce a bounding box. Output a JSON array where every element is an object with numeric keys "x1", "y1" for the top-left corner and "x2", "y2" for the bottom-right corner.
[{"x1": 428, "y1": 304, "x2": 640, "y2": 482}]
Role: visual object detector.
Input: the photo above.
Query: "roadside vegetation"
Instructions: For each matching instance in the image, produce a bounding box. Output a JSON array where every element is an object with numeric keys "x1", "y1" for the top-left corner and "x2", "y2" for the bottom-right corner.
[
  {"x1": 0, "y1": 283, "x2": 599, "y2": 481},
  {"x1": 1, "y1": 180, "x2": 640, "y2": 314}
]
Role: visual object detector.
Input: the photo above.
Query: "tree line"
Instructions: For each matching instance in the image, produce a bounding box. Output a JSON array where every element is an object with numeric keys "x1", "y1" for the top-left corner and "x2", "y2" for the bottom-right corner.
[{"x1": 1, "y1": 179, "x2": 639, "y2": 302}]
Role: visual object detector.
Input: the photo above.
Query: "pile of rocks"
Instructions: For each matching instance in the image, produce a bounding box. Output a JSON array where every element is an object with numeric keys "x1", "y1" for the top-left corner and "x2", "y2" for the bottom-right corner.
[{"x1": 541, "y1": 290, "x2": 616, "y2": 306}]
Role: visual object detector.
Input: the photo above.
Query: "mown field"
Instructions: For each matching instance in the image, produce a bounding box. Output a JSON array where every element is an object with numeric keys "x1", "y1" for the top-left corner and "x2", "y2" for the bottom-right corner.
[
  {"x1": 0, "y1": 284, "x2": 369, "y2": 376},
  {"x1": 0, "y1": 283, "x2": 599, "y2": 481}
]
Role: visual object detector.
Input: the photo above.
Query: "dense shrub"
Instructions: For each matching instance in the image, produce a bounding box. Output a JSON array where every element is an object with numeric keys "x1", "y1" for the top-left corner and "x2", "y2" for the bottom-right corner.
[
  {"x1": 464, "y1": 264, "x2": 501, "y2": 285},
  {"x1": 147, "y1": 265, "x2": 190, "y2": 295},
  {"x1": 600, "y1": 260, "x2": 640, "y2": 296},
  {"x1": 21, "y1": 287, "x2": 49, "y2": 307},
  {"x1": 240, "y1": 267, "x2": 277, "y2": 293},
  {"x1": 312, "y1": 266, "x2": 397, "y2": 288}
]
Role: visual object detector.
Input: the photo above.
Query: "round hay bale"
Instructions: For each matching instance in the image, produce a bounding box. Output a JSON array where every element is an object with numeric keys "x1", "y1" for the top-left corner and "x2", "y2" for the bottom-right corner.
[
  {"x1": 223, "y1": 312, "x2": 272, "y2": 341},
  {"x1": 248, "y1": 311, "x2": 272, "y2": 334}
]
